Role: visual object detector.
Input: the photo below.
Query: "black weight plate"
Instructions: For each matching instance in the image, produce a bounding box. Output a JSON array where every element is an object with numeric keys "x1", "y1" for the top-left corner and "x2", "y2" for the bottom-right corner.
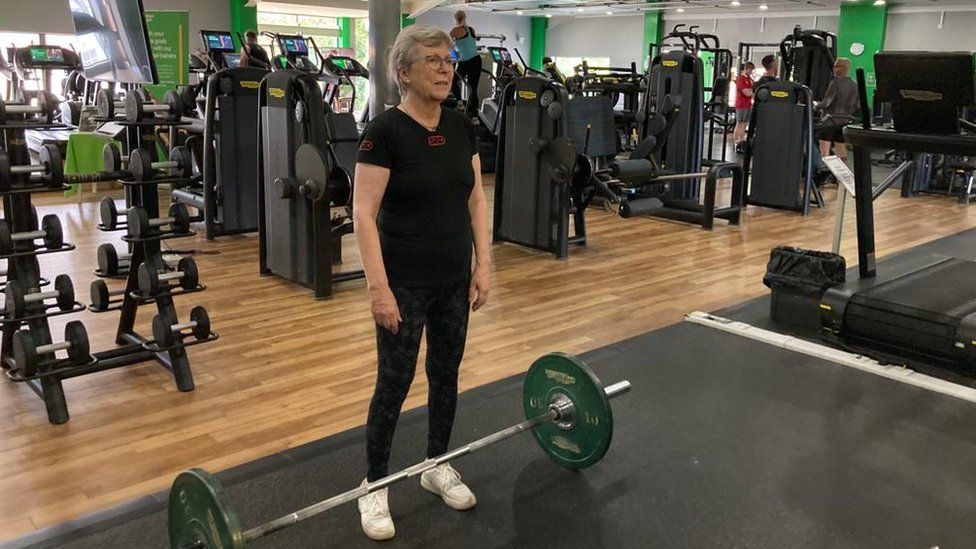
[
  {"x1": 5, "y1": 279, "x2": 25, "y2": 318},
  {"x1": 103, "y1": 143, "x2": 123, "y2": 172},
  {"x1": 12, "y1": 330, "x2": 38, "y2": 376},
  {"x1": 96, "y1": 89, "x2": 115, "y2": 119},
  {"x1": 0, "y1": 219, "x2": 12, "y2": 254},
  {"x1": 40, "y1": 143, "x2": 63, "y2": 186},
  {"x1": 169, "y1": 203, "x2": 190, "y2": 232},
  {"x1": 54, "y1": 274, "x2": 74, "y2": 311},
  {"x1": 124, "y1": 93, "x2": 143, "y2": 122},
  {"x1": 170, "y1": 146, "x2": 192, "y2": 178},
  {"x1": 64, "y1": 320, "x2": 89, "y2": 363},
  {"x1": 97, "y1": 243, "x2": 120, "y2": 275},
  {"x1": 129, "y1": 149, "x2": 154, "y2": 181},
  {"x1": 153, "y1": 313, "x2": 175, "y2": 347},
  {"x1": 163, "y1": 90, "x2": 184, "y2": 121},
  {"x1": 100, "y1": 197, "x2": 119, "y2": 229},
  {"x1": 0, "y1": 149, "x2": 11, "y2": 192},
  {"x1": 178, "y1": 258, "x2": 199, "y2": 289},
  {"x1": 547, "y1": 101, "x2": 563, "y2": 120},
  {"x1": 90, "y1": 279, "x2": 111, "y2": 311},
  {"x1": 137, "y1": 263, "x2": 157, "y2": 294},
  {"x1": 190, "y1": 306, "x2": 210, "y2": 340},
  {"x1": 41, "y1": 215, "x2": 63, "y2": 249},
  {"x1": 126, "y1": 206, "x2": 151, "y2": 239}
]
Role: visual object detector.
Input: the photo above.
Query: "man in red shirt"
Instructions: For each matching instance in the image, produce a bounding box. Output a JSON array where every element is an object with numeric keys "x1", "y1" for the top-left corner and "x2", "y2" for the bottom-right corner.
[{"x1": 733, "y1": 62, "x2": 755, "y2": 154}]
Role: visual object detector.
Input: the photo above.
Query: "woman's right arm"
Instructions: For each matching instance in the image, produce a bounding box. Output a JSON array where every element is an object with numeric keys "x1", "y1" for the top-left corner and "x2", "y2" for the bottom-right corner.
[{"x1": 354, "y1": 163, "x2": 402, "y2": 334}]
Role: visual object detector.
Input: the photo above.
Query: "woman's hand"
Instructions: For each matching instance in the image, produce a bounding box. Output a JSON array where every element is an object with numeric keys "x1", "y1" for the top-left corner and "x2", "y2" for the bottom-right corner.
[
  {"x1": 469, "y1": 265, "x2": 490, "y2": 311},
  {"x1": 371, "y1": 286, "x2": 402, "y2": 334}
]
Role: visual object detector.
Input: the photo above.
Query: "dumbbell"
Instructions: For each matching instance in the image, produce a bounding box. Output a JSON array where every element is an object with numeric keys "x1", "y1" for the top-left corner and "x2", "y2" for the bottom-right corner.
[
  {"x1": 137, "y1": 257, "x2": 199, "y2": 295},
  {"x1": 99, "y1": 197, "x2": 125, "y2": 231},
  {"x1": 97, "y1": 243, "x2": 130, "y2": 275},
  {"x1": 124, "y1": 89, "x2": 184, "y2": 123},
  {"x1": 126, "y1": 147, "x2": 193, "y2": 181},
  {"x1": 12, "y1": 321, "x2": 90, "y2": 375},
  {"x1": 126, "y1": 203, "x2": 191, "y2": 238},
  {"x1": 0, "y1": 214, "x2": 63, "y2": 254},
  {"x1": 102, "y1": 142, "x2": 127, "y2": 172},
  {"x1": 0, "y1": 144, "x2": 64, "y2": 192},
  {"x1": 152, "y1": 306, "x2": 210, "y2": 348},
  {"x1": 5, "y1": 274, "x2": 75, "y2": 318},
  {"x1": 0, "y1": 92, "x2": 59, "y2": 124},
  {"x1": 89, "y1": 279, "x2": 126, "y2": 311},
  {"x1": 94, "y1": 89, "x2": 125, "y2": 119}
]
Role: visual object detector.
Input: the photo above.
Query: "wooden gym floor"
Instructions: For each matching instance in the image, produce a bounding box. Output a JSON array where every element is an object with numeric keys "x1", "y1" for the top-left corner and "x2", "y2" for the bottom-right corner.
[{"x1": 2, "y1": 177, "x2": 975, "y2": 541}]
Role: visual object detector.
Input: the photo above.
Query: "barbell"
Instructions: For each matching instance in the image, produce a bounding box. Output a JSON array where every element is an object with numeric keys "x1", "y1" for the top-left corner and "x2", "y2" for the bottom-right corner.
[{"x1": 168, "y1": 353, "x2": 630, "y2": 548}]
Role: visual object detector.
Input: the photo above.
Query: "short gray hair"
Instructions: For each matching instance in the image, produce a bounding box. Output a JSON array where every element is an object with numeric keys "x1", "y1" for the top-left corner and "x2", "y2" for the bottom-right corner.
[{"x1": 388, "y1": 25, "x2": 453, "y2": 95}]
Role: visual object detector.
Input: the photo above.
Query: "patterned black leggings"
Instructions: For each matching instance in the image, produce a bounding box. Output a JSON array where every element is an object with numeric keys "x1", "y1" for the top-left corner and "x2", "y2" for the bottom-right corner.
[{"x1": 366, "y1": 280, "x2": 470, "y2": 481}]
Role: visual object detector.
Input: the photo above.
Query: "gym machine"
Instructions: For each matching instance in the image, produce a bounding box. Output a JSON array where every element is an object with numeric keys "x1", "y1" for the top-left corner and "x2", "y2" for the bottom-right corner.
[
  {"x1": 821, "y1": 54, "x2": 976, "y2": 369},
  {"x1": 4, "y1": 45, "x2": 83, "y2": 144},
  {"x1": 258, "y1": 70, "x2": 363, "y2": 298},
  {"x1": 167, "y1": 352, "x2": 631, "y2": 549},
  {"x1": 170, "y1": 65, "x2": 267, "y2": 238},
  {"x1": 742, "y1": 81, "x2": 825, "y2": 214},
  {"x1": 319, "y1": 54, "x2": 370, "y2": 120},
  {"x1": 780, "y1": 26, "x2": 837, "y2": 102},
  {"x1": 493, "y1": 76, "x2": 586, "y2": 259}
]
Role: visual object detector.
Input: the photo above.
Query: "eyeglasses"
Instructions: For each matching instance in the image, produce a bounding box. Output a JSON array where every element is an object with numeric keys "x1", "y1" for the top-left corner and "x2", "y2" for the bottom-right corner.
[{"x1": 421, "y1": 55, "x2": 457, "y2": 71}]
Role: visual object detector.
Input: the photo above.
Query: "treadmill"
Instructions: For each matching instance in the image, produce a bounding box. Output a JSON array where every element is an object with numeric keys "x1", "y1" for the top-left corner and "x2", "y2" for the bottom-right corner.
[{"x1": 820, "y1": 51, "x2": 976, "y2": 368}]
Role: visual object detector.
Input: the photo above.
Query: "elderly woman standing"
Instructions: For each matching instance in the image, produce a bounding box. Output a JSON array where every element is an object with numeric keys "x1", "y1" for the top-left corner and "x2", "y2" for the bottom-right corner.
[{"x1": 353, "y1": 25, "x2": 491, "y2": 541}]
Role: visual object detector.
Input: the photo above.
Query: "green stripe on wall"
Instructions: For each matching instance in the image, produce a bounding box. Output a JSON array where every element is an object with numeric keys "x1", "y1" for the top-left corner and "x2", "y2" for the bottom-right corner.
[
  {"x1": 838, "y1": 3, "x2": 887, "y2": 101},
  {"x1": 529, "y1": 17, "x2": 548, "y2": 71}
]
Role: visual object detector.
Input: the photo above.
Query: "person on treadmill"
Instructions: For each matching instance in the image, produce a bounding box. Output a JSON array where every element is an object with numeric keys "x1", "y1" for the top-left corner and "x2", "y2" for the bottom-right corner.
[
  {"x1": 815, "y1": 57, "x2": 859, "y2": 161},
  {"x1": 756, "y1": 54, "x2": 779, "y2": 88},
  {"x1": 353, "y1": 25, "x2": 491, "y2": 542},
  {"x1": 449, "y1": 10, "x2": 483, "y2": 117},
  {"x1": 240, "y1": 30, "x2": 271, "y2": 70},
  {"x1": 542, "y1": 56, "x2": 567, "y2": 85}
]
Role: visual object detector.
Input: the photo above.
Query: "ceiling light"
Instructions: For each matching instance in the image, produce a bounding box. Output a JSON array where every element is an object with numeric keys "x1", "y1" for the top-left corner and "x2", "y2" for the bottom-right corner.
[
  {"x1": 606, "y1": 10, "x2": 613, "y2": 15},
  {"x1": 578, "y1": 7, "x2": 585, "y2": 12},
  {"x1": 759, "y1": 3, "x2": 768, "y2": 9},
  {"x1": 677, "y1": 7, "x2": 685, "y2": 12},
  {"x1": 873, "y1": 0, "x2": 885, "y2": 5},
  {"x1": 731, "y1": 0, "x2": 740, "y2": 5},
  {"x1": 516, "y1": 10, "x2": 524, "y2": 15},
  {"x1": 545, "y1": 13, "x2": 552, "y2": 18}
]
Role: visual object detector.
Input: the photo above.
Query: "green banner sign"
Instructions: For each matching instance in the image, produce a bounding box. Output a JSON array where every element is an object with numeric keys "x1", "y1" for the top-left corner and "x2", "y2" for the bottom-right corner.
[{"x1": 144, "y1": 10, "x2": 189, "y2": 100}]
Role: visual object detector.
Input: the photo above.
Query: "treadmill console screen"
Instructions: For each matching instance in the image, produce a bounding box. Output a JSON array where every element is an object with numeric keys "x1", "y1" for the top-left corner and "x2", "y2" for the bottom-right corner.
[
  {"x1": 279, "y1": 36, "x2": 309, "y2": 55},
  {"x1": 201, "y1": 30, "x2": 236, "y2": 53},
  {"x1": 30, "y1": 47, "x2": 64, "y2": 63},
  {"x1": 488, "y1": 47, "x2": 512, "y2": 63},
  {"x1": 224, "y1": 53, "x2": 241, "y2": 68}
]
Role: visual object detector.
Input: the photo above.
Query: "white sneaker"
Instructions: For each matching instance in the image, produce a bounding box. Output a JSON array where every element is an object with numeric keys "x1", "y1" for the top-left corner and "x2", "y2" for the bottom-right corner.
[
  {"x1": 420, "y1": 464, "x2": 477, "y2": 510},
  {"x1": 358, "y1": 479, "x2": 395, "y2": 541}
]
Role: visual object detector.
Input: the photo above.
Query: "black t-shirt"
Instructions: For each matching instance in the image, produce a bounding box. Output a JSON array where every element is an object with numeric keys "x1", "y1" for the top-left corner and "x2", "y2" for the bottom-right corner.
[
  {"x1": 357, "y1": 107, "x2": 477, "y2": 288},
  {"x1": 244, "y1": 43, "x2": 272, "y2": 69}
]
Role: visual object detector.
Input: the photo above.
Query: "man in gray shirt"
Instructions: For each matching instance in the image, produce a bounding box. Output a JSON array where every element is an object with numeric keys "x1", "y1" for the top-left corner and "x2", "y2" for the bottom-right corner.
[{"x1": 816, "y1": 57, "x2": 859, "y2": 160}]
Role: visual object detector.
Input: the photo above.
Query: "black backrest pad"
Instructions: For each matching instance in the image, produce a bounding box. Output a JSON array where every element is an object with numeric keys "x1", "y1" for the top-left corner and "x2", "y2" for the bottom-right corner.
[{"x1": 750, "y1": 81, "x2": 808, "y2": 208}]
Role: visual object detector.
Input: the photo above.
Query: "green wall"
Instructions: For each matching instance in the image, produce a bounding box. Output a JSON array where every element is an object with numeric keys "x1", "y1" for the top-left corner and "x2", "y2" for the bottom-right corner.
[
  {"x1": 401, "y1": 14, "x2": 415, "y2": 28},
  {"x1": 229, "y1": 0, "x2": 258, "y2": 47},
  {"x1": 338, "y1": 17, "x2": 351, "y2": 48},
  {"x1": 643, "y1": 5, "x2": 664, "y2": 65},
  {"x1": 838, "y1": 3, "x2": 887, "y2": 100},
  {"x1": 529, "y1": 17, "x2": 548, "y2": 70}
]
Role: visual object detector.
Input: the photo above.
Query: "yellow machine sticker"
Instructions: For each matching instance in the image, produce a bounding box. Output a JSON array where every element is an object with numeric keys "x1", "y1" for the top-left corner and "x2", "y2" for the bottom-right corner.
[
  {"x1": 545, "y1": 369, "x2": 575, "y2": 385},
  {"x1": 8, "y1": 138, "x2": 25, "y2": 146},
  {"x1": 517, "y1": 90, "x2": 537, "y2": 100},
  {"x1": 771, "y1": 91, "x2": 789, "y2": 98},
  {"x1": 269, "y1": 87, "x2": 286, "y2": 98},
  {"x1": 240, "y1": 81, "x2": 260, "y2": 89},
  {"x1": 819, "y1": 303, "x2": 832, "y2": 310},
  {"x1": 663, "y1": 60, "x2": 678, "y2": 67}
]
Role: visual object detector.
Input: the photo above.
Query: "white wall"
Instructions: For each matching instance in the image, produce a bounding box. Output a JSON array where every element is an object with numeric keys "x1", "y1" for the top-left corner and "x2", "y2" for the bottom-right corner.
[
  {"x1": 547, "y1": 15, "x2": 645, "y2": 66},
  {"x1": 416, "y1": 10, "x2": 532, "y2": 55},
  {"x1": 884, "y1": 11, "x2": 976, "y2": 52}
]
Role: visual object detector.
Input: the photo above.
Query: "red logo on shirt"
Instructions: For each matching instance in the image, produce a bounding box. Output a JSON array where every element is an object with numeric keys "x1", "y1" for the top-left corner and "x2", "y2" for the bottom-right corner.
[
  {"x1": 359, "y1": 139, "x2": 373, "y2": 151},
  {"x1": 428, "y1": 135, "x2": 446, "y2": 147}
]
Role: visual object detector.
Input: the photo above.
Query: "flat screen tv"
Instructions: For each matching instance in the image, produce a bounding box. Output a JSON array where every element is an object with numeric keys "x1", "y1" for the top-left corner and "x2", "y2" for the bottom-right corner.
[{"x1": 69, "y1": 0, "x2": 157, "y2": 84}]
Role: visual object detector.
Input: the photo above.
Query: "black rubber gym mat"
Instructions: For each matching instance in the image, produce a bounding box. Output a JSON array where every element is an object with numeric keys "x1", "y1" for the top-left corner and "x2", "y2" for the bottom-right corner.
[{"x1": 8, "y1": 313, "x2": 976, "y2": 548}]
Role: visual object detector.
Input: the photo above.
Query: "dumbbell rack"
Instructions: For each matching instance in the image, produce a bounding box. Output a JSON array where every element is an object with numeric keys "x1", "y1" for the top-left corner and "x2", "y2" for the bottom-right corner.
[
  {"x1": 88, "y1": 113, "x2": 217, "y2": 402},
  {"x1": 0, "y1": 105, "x2": 90, "y2": 424}
]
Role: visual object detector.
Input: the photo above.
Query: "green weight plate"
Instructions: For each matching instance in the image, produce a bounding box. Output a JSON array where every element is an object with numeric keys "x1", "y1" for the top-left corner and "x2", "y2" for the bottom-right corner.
[
  {"x1": 523, "y1": 353, "x2": 613, "y2": 469},
  {"x1": 168, "y1": 468, "x2": 244, "y2": 549}
]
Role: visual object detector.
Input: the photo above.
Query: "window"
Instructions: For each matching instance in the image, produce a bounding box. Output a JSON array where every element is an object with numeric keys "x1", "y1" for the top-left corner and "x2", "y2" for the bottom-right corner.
[{"x1": 552, "y1": 56, "x2": 611, "y2": 77}]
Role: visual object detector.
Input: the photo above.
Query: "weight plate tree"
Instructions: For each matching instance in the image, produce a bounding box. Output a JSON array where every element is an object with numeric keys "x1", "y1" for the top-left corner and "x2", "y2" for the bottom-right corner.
[{"x1": 168, "y1": 353, "x2": 631, "y2": 548}]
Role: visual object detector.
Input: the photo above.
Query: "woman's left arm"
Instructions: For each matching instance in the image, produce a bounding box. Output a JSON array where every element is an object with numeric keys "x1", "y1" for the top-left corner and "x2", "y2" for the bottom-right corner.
[{"x1": 468, "y1": 153, "x2": 491, "y2": 311}]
